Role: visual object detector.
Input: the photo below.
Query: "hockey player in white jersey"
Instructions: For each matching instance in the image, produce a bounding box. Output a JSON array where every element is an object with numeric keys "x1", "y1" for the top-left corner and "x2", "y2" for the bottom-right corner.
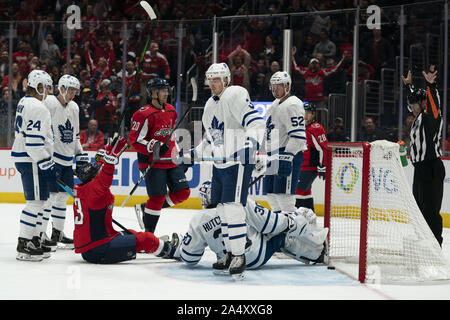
[
  {"x1": 181, "y1": 63, "x2": 266, "y2": 279},
  {"x1": 174, "y1": 181, "x2": 329, "y2": 271},
  {"x1": 39, "y1": 74, "x2": 89, "y2": 249},
  {"x1": 12, "y1": 70, "x2": 57, "y2": 261},
  {"x1": 261, "y1": 71, "x2": 307, "y2": 214}
]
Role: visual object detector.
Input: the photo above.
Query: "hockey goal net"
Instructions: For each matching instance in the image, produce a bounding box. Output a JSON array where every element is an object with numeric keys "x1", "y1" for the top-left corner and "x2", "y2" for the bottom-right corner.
[{"x1": 324, "y1": 140, "x2": 450, "y2": 284}]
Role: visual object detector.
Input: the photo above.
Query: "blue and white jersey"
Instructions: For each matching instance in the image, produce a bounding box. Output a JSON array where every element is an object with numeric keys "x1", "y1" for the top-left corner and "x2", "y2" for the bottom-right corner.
[
  {"x1": 44, "y1": 95, "x2": 83, "y2": 166},
  {"x1": 11, "y1": 95, "x2": 54, "y2": 164},
  {"x1": 177, "y1": 198, "x2": 289, "y2": 269},
  {"x1": 201, "y1": 85, "x2": 265, "y2": 168},
  {"x1": 264, "y1": 95, "x2": 307, "y2": 155}
]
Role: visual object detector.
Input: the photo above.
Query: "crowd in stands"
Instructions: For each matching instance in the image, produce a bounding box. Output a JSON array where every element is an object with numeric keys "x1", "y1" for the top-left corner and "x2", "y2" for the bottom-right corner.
[{"x1": 0, "y1": 0, "x2": 446, "y2": 153}]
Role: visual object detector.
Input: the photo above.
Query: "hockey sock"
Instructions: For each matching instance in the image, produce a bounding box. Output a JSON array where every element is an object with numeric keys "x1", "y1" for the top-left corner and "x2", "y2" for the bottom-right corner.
[
  {"x1": 39, "y1": 195, "x2": 55, "y2": 234},
  {"x1": 128, "y1": 229, "x2": 162, "y2": 254},
  {"x1": 162, "y1": 188, "x2": 190, "y2": 208},
  {"x1": 51, "y1": 192, "x2": 70, "y2": 231},
  {"x1": 295, "y1": 197, "x2": 314, "y2": 210},
  {"x1": 144, "y1": 195, "x2": 165, "y2": 232},
  {"x1": 19, "y1": 200, "x2": 44, "y2": 239},
  {"x1": 217, "y1": 204, "x2": 231, "y2": 252},
  {"x1": 224, "y1": 203, "x2": 247, "y2": 256}
]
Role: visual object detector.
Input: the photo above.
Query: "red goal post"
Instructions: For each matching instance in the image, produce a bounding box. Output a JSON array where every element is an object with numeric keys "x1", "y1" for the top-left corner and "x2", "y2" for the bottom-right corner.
[{"x1": 324, "y1": 140, "x2": 450, "y2": 284}]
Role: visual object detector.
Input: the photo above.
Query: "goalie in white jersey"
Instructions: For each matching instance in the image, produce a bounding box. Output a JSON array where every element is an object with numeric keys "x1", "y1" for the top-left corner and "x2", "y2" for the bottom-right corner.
[
  {"x1": 39, "y1": 75, "x2": 89, "y2": 249},
  {"x1": 260, "y1": 71, "x2": 307, "y2": 214},
  {"x1": 12, "y1": 70, "x2": 57, "y2": 261},
  {"x1": 181, "y1": 63, "x2": 265, "y2": 279},
  {"x1": 174, "y1": 181, "x2": 329, "y2": 270}
]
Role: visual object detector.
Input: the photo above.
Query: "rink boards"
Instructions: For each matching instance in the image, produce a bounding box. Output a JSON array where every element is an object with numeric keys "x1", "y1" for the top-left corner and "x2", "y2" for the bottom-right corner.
[{"x1": 0, "y1": 148, "x2": 449, "y2": 227}]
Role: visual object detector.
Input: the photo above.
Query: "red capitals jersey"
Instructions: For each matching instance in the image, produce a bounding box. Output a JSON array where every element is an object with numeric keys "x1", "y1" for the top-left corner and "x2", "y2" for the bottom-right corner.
[
  {"x1": 301, "y1": 122, "x2": 328, "y2": 171},
  {"x1": 292, "y1": 59, "x2": 343, "y2": 101},
  {"x1": 141, "y1": 52, "x2": 170, "y2": 80},
  {"x1": 95, "y1": 92, "x2": 118, "y2": 125},
  {"x1": 118, "y1": 70, "x2": 140, "y2": 103},
  {"x1": 73, "y1": 163, "x2": 119, "y2": 254},
  {"x1": 129, "y1": 103, "x2": 177, "y2": 169}
]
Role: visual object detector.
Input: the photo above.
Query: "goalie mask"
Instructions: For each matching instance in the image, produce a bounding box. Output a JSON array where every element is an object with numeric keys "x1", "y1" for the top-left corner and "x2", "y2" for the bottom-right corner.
[
  {"x1": 198, "y1": 180, "x2": 212, "y2": 208},
  {"x1": 76, "y1": 162, "x2": 101, "y2": 184}
]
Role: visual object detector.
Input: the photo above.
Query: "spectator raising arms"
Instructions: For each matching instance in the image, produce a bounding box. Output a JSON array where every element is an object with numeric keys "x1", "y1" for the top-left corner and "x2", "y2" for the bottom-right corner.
[
  {"x1": 227, "y1": 45, "x2": 251, "y2": 91},
  {"x1": 140, "y1": 41, "x2": 171, "y2": 106},
  {"x1": 291, "y1": 46, "x2": 347, "y2": 108},
  {"x1": 90, "y1": 75, "x2": 118, "y2": 140}
]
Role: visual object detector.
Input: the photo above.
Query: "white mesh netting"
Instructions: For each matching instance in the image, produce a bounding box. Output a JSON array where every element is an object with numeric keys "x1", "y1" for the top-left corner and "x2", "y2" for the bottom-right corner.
[{"x1": 328, "y1": 140, "x2": 450, "y2": 284}]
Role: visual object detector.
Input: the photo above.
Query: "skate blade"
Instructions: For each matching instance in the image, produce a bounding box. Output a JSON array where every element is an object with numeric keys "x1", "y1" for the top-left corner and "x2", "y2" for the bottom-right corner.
[
  {"x1": 212, "y1": 269, "x2": 229, "y2": 276},
  {"x1": 231, "y1": 272, "x2": 245, "y2": 281},
  {"x1": 43, "y1": 252, "x2": 51, "y2": 259},
  {"x1": 135, "y1": 205, "x2": 145, "y2": 230},
  {"x1": 56, "y1": 243, "x2": 74, "y2": 250},
  {"x1": 159, "y1": 235, "x2": 169, "y2": 242},
  {"x1": 16, "y1": 253, "x2": 43, "y2": 262}
]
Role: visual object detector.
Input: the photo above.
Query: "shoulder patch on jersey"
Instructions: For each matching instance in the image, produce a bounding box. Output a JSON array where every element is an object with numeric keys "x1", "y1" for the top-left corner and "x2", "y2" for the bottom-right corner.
[{"x1": 312, "y1": 123, "x2": 320, "y2": 128}]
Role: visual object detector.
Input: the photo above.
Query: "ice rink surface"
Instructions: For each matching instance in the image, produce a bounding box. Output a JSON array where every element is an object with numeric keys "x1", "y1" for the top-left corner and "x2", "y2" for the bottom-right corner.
[{"x1": 1, "y1": 202, "x2": 450, "y2": 301}]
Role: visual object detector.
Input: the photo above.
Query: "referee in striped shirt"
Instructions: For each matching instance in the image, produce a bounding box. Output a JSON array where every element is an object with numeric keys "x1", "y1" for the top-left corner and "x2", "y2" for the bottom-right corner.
[{"x1": 402, "y1": 65, "x2": 445, "y2": 246}]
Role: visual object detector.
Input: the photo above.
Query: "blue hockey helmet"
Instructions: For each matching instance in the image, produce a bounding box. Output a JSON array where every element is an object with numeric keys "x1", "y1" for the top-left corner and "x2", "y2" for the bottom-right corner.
[
  {"x1": 147, "y1": 78, "x2": 170, "y2": 95},
  {"x1": 304, "y1": 102, "x2": 316, "y2": 112}
]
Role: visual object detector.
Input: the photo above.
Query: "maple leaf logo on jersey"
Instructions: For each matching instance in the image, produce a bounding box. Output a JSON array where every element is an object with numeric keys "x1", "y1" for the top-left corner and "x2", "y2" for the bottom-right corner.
[
  {"x1": 266, "y1": 116, "x2": 275, "y2": 141},
  {"x1": 58, "y1": 119, "x2": 74, "y2": 144},
  {"x1": 208, "y1": 116, "x2": 224, "y2": 146}
]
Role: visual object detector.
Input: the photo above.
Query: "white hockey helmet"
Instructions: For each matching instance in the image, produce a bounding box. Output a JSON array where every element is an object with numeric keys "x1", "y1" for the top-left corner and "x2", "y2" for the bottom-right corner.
[
  {"x1": 27, "y1": 70, "x2": 53, "y2": 97},
  {"x1": 269, "y1": 71, "x2": 291, "y2": 91},
  {"x1": 58, "y1": 74, "x2": 80, "y2": 96},
  {"x1": 198, "y1": 180, "x2": 212, "y2": 208},
  {"x1": 206, "y1": 63, "x2": 231, "y2": 86}
]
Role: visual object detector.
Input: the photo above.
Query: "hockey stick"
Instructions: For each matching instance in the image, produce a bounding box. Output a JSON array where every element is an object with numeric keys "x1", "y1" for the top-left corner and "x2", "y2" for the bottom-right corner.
[
  {"x1": 113, "y1": 1, "x2": 157, "y2": 136},
  {"x1": 121, "y1": 104, "x2": 193, "y2": 207},
  {"x1": 56, "y1": 178, "x2": 132, "y2": 235}
]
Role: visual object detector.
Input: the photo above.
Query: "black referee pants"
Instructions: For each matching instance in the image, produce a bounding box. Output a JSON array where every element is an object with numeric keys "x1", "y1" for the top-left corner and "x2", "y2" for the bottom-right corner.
[{"x1": 412, "y1": 158, "x2": 446, "y2": 246}]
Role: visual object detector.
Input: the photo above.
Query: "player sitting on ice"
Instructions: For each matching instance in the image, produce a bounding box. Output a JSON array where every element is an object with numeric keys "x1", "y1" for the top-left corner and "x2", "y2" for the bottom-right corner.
[
  {"x1": 72, "y1": 136, "x2": 179, "y2": 264},
  {"x1": 172, "y1": 181, "x2": 329, "y2": 271}
]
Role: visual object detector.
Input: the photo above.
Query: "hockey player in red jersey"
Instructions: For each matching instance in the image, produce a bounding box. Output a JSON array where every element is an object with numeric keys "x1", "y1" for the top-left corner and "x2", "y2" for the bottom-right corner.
[
  {"x1": 73, "y1": 136, "x2": 178, "y2": 264},
  {"x1": 129, "y1": 78, "x2": 190, "y2": 233},
  {"x1": 295, "y1": 102, "x2": 328, "y2": 210}
]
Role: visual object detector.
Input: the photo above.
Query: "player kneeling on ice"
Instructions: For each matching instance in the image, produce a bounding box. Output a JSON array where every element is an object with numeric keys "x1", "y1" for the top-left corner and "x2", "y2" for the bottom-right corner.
[
  {"x1": 172, "y1": 181, "x2": 329, "y2": 272},
  {"x1": 72, "y1": 136, "x2": 178, "y2": 264}
]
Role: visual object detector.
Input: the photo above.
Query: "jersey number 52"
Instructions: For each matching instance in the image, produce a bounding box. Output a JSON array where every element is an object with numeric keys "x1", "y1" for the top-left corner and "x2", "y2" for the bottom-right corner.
[{"x1": 290, "y1": 116, "x2": 304, "y2": 127}]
